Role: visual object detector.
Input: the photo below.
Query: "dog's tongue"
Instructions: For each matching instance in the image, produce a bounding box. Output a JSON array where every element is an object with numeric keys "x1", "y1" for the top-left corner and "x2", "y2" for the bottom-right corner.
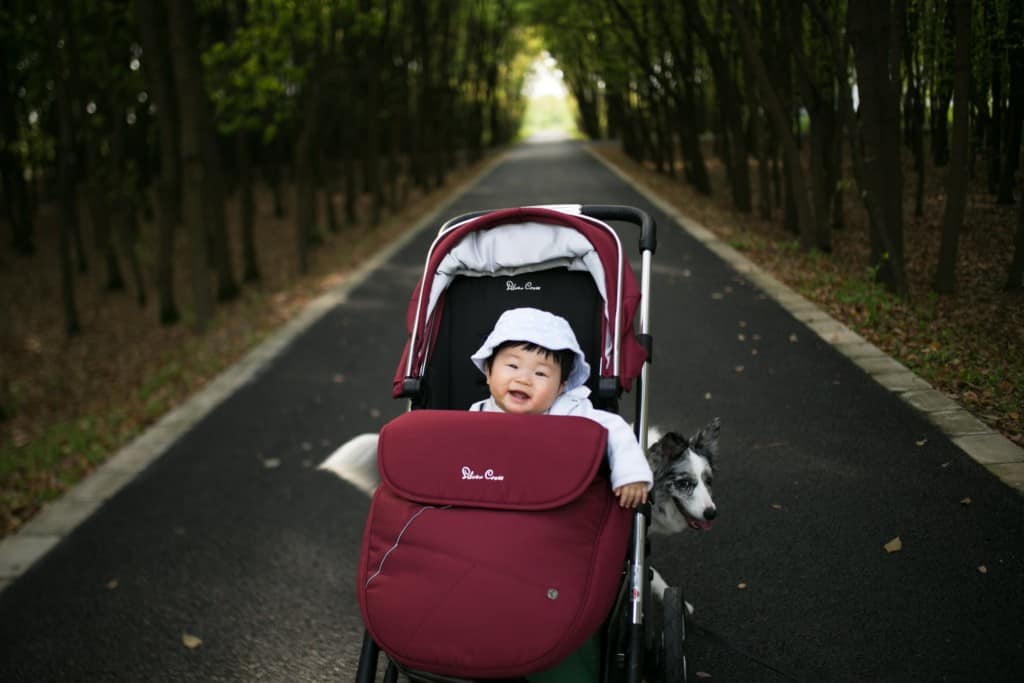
[{"x1": 688, "y1": 519, "x2": 714, "y2": 531}]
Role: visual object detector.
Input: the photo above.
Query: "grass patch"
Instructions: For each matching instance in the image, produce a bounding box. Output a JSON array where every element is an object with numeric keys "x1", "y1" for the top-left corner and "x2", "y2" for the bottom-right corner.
[{"x1": 0, "y1": 416, "x2": 117, "y2": 525}]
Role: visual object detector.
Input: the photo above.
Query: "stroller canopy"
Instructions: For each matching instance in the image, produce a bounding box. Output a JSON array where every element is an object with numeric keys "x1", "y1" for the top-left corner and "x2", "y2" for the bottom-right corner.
[{"x1": 393, "y1": 206, "x2": 647, "y2": 400}]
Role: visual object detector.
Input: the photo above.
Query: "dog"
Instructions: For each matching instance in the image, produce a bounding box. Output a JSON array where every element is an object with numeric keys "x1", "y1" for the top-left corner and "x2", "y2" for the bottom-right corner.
[
  {"x1": 319, "y1": 418, "x2": 719, "y2": 608},
  {"x1": 643, "y1": 419, "x2": 720, "y2": 609}
]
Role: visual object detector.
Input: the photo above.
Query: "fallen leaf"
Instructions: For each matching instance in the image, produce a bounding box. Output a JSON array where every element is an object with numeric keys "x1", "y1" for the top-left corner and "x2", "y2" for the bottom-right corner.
[
  {"x1": 751, "y1": 348, "x2": 759, "y2": 356},
  {"x1": 696, "y1": 672, "x2": 713, "y2": 679},
  {"x1": 106, "y1": 579, "x2": 119, "y2": 590},
  {"x1": 711, "y1": 292, "x2": 724, "y2": 300},
  {"x1": 735, "y1": 365, "x2": 745, "y2": 373},
  {"x1": 960, "y1": 497, "x2": 972, "y2": 505},
  {"x1": 884, "y1": 537, "x2": 903, "y2": 553},
  {"x1": 182, "y1": 633, "x2": 202, "y2": 649},
  {"x1": 12, "y1": 428, "x2": 30, "y2": 447},
  {"x1": 369, "y1": 408, "x2": 381, "y2": 418},
  {"x1": 263, "y1": 458, "x2": 281, "y2": 469},
  {"x1": 737, "y1": 582, "x2": 748, "y2": 590},
  {"x1": 704, "y1": 392, "x2": 712, "y2": 400},
  {"x1": 332, "y1": 374, "x2": 346, "y2": 383},
  {"x1": 770, "y1": 504, "x2": 783, "y2": 510},
  {"x1": 915, "y1": 439, "x2": 928, "y2": 447},
  {"x1": 738, "y1": 333, "x2": 746, "y2": 341},
  {"x1": 789, "y1": 333, "x2": 799, "y2": 342},
  {"x1": 739, "y1": 321, "x2": 747, "y2": 328},
  {"x1": 977, "y1": 565, "x2": 988, "y2": 574}
]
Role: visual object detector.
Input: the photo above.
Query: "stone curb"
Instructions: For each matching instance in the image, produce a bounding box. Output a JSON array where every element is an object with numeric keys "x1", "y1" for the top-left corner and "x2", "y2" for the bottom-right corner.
[
  {"x1": 587, "y1": 145, "x2": 1024, "y2": 494},
  {"x1": 0, "y1": 150, "x2": 509, "y2": 591}
]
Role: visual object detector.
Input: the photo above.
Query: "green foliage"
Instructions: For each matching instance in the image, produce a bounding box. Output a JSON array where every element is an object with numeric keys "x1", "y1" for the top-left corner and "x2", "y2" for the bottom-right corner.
[
  {"x1": 833, "y1": 264, "x2": 897, "y2": 325},
  {"x1": 520, "y1": 93, "x2": 580, "y2": 139},
  {"x1": 201, "y1": 1, "x2": 320, "y2": 140}
]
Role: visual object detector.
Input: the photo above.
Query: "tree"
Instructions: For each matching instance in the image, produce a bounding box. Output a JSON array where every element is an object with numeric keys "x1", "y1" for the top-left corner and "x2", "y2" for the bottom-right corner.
[
  {"x1": 46, "y1": 0, "x2": 82, "y2": 336},
  {"x1": 1006, "y1": 181, "x2": 1024, "y2": 289},
  {"x1": 682, "y1": 0, "x2": 752, "y2": 212},
  {"x1": 998, "y1": 0, "x2": 1023, "y2": 204},
  {"x1": 845, "y1": 0, "x2": 908, "y2": 294},
  {"x1": 137, "y1": 0, "x2": 181, "y2": 324},
  {"x1": 933, "y1": 0, "x2": 972, "y2": 293},
  {"x1": 0, "y1": 5, "x2": 36, "y2": 256},
  {"x1": 730, "y1": 0, "x2": 819, "y2": 250},
  {"x1": 167, "y1": 0, "x2": 213, "y2": 330}
]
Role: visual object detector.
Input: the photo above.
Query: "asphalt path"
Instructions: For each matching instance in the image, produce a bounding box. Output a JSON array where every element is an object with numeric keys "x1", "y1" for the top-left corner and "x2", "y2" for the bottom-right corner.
[{"x1": 1, "y1": 141, "x2": 1022, "y2": 681}]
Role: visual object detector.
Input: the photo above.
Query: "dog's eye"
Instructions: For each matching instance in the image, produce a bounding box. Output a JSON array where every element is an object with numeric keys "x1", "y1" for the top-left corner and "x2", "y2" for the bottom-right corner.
[{"x1": 676, "y1": 477, "x2": 696, "y2": 490}]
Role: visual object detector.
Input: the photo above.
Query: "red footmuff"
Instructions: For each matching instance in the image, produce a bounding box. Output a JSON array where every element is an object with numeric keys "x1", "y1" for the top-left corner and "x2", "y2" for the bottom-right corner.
[{"x1": 357, "y1": 410, "x2": 632, "y2": 679}]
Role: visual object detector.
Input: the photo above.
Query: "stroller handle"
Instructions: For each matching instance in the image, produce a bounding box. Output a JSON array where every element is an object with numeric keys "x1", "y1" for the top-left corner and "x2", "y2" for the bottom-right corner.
[
  {"x1": 439, "y1": 205, "x2": 657, "y2": 255},
  {"x1": 580, "y1": 204, "x2": 657, "y2": 254}
]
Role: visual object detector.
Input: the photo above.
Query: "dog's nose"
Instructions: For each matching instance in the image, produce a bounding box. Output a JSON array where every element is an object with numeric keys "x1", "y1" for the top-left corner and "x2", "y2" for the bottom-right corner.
[{"x1": 704, "y1": 507, "x2": 717, "y2": 521}]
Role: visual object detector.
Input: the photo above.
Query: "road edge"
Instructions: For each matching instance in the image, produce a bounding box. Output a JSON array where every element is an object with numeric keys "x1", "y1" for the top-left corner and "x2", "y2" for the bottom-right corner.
[{"x1": 586, "y1": 144, "x2": 1024, "y2": 495}]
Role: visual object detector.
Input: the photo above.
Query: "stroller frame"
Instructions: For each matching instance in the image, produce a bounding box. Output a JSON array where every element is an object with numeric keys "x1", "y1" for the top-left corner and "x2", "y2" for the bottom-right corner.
[{"x1": 356, "y1": 205, "x2": 687, "y2": 683}]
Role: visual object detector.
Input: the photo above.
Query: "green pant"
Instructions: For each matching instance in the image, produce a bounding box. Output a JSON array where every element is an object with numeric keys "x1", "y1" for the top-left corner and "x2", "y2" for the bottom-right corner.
[{"x1": 526, "y1": 635, "x2": 600, "y2": 683}]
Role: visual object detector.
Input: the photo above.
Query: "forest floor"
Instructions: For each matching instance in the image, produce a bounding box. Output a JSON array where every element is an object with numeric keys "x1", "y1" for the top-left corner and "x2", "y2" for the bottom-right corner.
[
  {"x1": 590, "y1": 141, "x2": 1023, "y2": 448},
  {"x1": 1, "y1": 141, "x2": 1022, "y2": 539}
]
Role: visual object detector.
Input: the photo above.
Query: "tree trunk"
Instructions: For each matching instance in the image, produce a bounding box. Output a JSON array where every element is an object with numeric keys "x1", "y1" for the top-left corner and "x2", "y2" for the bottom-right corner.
[
  {"x1": 683, "y1": 0, "x2": 751, "y2": 212},
  {"x1": 237, "y1": 132, "x2": 260, "y2": 282},
  {"x1": 1006, "y1": 179, "x2": 1024, "y2": 289},
  {"x1": 933, "y1": 0, "x2": 972, "y2": 293},
  {"x1": 265, "y1": 153, "x2": 286, "y2": 218},
  {"x1": 294, "y1": 80, "x2": 321, "y2": 274},
  {"x1": 787, "y1": 1, "x2": 838, "y2": 250},
  {"x1": 998, "y1": 0, "x2": 1024, "y2": 204},
  {"x1": 902, "y1": 0, "x2": 926, "y2": 218},
  {"x1": 47, "y1": 0, "x2": 81, "y2": 335},
  {"x1": 166, "y1": 0, "x2": 212, "y2": 331},
  {"x1": 659, "y1": 0, "x2": 710, "y2": 194},
  {"x1": 0, "y1": 57, "x2": 34, "y2": 255},
  {"x1": 931, "y1": 5, "x2": 954, "y2": 167},
  {"x1": 846, "y1": 0, "x2": 907, "y2": 294},
  {"x1": 729, "y1": 0, "x2": 816, "y2": 248},
  {"x1": 986, "y1": 0, "x2": 1003, "y2": 194},
  {"x1": 754, "y1": 109, "x2": 772, "y2": 221},
  {"x1": 203, "y1": 134, "x2": 237, "y2": 302}
]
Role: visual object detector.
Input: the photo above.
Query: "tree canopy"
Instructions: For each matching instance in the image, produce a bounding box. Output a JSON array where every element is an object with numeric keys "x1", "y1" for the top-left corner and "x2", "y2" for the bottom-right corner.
[{"x1": 2, "y1": 0, "x2": 1023, "y2": 342}]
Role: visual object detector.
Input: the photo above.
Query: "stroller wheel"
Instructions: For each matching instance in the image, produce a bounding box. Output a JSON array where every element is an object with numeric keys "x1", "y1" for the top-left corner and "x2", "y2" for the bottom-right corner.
[
  {"x1": 663, "y1": 586, "x2": 688, "y2": 683},
  {"x1": 383, "y1": 659, "x2": 398, "y2": 683}
]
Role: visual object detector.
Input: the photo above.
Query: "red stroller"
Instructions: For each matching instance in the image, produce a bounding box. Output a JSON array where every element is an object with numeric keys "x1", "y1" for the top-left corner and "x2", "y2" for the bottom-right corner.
[{"x1": 355, "y1": 206, "x2": 688, "y2": 682}]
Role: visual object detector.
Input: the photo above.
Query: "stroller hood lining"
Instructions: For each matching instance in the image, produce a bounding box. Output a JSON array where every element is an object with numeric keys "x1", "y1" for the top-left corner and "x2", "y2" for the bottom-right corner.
[{"x1": 427, "y1": 222, "x2": 612, "y2": 371}]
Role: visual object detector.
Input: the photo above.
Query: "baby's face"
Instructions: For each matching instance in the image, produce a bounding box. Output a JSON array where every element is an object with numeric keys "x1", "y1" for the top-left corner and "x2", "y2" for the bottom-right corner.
[{"x1": 485, "y1": 346, "x2": 567, "y2": 415}]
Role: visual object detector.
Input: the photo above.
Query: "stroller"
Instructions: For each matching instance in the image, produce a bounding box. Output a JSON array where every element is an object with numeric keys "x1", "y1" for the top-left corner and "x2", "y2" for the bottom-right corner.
[{"x1": 355, "y1": 205, "x2": 689, "y2": 682}]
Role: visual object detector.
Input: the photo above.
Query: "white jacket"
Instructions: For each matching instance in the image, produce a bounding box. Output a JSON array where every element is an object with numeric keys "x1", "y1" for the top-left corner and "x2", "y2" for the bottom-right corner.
[{"x1": 469, "y1": 387, "x2": 653, "y2": 491}]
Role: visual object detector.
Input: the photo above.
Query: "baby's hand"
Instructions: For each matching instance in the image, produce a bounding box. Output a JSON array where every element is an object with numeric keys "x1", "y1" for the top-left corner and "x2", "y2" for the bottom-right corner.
[{"x1": 614, "y1": 482, "x2": 649, "y2": 508}]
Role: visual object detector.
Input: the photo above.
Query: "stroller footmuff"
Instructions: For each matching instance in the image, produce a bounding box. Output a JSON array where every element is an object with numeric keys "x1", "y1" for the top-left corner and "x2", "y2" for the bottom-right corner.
[{"x1": 358, "y1": 410, "x2": 631, "y2": 679}]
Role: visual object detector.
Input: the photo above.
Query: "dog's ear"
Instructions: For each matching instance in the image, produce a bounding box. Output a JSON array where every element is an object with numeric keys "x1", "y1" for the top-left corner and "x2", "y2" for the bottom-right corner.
[
  {"x1": 689, "y1": 418, "x2": 721, "y2": 460},
  {"x1": 647, "y1": 431, "x2": 689, "y2": 470}
]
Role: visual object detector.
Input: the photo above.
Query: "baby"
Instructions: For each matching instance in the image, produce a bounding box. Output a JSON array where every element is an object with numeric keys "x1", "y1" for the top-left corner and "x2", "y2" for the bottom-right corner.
[{"x1": 470, "y1": 307, "x2": 653, "y2": 508}]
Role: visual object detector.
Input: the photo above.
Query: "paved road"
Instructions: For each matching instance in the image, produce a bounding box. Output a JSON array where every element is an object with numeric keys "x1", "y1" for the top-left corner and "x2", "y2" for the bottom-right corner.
[{"x1": 2, "y1": 141, "x2": 1022, "y2": 681}]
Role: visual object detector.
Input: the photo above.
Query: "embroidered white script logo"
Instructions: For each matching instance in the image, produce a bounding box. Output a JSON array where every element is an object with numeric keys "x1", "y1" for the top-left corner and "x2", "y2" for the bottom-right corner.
[
  {"x1": 506, "y1": 280, "x2": 542, "y2": 292},
  {"x1": 461, "y1": 466, "x2": 505, "y2": 481}
]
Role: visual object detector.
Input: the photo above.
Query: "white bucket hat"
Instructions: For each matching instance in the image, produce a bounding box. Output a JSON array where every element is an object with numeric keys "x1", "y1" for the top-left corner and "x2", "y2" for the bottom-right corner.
[{"x1": 471, "y1": 307, "x2": 591, "y2": 391}]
